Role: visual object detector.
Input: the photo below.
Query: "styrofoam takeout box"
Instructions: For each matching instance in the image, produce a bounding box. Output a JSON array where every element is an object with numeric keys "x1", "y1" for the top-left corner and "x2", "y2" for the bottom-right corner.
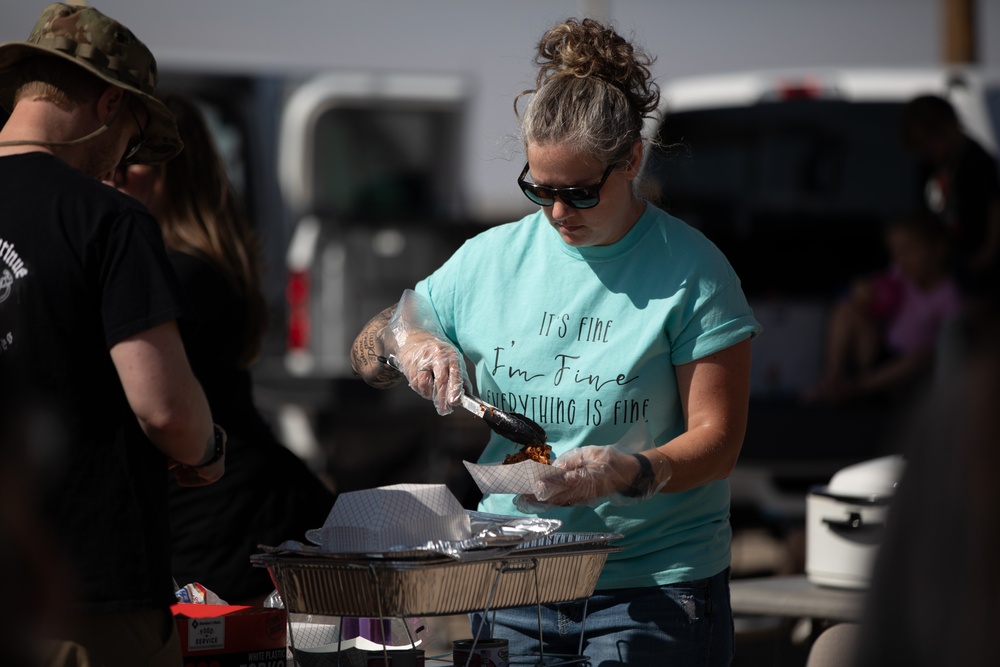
[{"x1": 306, "y1": 483, "x2": 471, "y2": 553}]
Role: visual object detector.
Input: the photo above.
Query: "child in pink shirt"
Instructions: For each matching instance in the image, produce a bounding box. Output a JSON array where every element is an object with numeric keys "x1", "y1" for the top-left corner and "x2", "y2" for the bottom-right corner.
[{"x1": 810, "y1": 213, "x2": 961, "y2": 404}]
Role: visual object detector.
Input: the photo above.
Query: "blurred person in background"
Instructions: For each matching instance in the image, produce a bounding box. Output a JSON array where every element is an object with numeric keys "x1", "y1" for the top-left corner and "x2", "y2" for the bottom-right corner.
[
  {"x1": 902, "y1": 94, "x2": 1000, "y2": 297},
  {"x1": 854, "y1": 296, "x2": 1000, "y2": 666},
  {"x1": 0, "y1": 5, "x2": 224, "y2": 666},
  {"x1": 352, "y1": 17, "x2": 760, "y2": 666},
  {"x1": 807, "y1": 212, "x2": 961, "y2": 407},
  {"x1": 114, "y1": 93, "x2": 335, "y2": 606},
  {"x1": 0, "y1": 420, "x2": 74, "y2": 667}
]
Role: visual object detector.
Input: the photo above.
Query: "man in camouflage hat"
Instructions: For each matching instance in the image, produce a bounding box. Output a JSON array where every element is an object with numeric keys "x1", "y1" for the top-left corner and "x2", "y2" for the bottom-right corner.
[
  {"x1": 0, "y1": 5, "x2": 225, "y2": 666},
  {"x1": 0, "y1": 2, "x2": 183, "y2": 167}
]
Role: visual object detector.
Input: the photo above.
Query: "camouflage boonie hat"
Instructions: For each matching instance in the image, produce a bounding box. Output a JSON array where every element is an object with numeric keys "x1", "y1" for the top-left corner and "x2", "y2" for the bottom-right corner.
[{"x1": 0, "y1": 3, "x2": 182, "y2": 164}]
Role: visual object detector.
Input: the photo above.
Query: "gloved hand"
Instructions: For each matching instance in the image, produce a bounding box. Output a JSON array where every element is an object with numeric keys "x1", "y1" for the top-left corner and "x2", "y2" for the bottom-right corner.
[
  {"x1": 514, "y1": 423, "x2": 671, "y2": 510},
  {"x1": 383, "y1": 289, "x2": 470, "y2": 415}
]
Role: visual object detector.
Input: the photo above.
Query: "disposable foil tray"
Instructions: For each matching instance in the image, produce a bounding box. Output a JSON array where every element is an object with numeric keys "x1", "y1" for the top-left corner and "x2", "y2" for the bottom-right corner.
[{"x1": 251, "y1": 534, "x2": 621, "y2": 618}]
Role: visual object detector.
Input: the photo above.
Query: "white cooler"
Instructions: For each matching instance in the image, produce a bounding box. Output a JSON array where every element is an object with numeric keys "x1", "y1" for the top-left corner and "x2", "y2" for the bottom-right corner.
[{"x1": 805, "y1": 455, "x2": 905, "y2": 589}]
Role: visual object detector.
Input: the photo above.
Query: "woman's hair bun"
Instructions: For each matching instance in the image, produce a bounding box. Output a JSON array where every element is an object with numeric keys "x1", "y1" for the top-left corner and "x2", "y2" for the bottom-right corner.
[{"x1": 533, "y1": 17, "x2": 658, "y2": 116}]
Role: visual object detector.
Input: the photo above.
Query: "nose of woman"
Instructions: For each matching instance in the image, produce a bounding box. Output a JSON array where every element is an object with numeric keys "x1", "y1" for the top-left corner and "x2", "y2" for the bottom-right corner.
[{"x1": 550, "y1": 197, "x2": 575, "y2": 221}]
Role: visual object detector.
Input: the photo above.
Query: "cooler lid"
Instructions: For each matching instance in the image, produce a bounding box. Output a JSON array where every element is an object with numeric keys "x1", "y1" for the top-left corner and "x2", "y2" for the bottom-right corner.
[{"x1": 826, "y1": 455, "x2": 905, "y2": 499}]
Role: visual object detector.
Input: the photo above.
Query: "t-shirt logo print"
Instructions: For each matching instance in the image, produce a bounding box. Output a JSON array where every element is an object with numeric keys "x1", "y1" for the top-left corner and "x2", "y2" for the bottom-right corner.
[
  {"x1": 0, "y1": 269, "x2": 13, "y2": 304},
  {"x1": 0, "y1": 237, "x2": 29, "y2": 301}
]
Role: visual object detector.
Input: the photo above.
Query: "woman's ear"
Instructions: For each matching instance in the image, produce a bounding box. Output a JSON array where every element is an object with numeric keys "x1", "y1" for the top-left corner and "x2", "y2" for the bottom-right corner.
[{"x1": 625, "y1": 140, "x2": 644, "y2": 180}]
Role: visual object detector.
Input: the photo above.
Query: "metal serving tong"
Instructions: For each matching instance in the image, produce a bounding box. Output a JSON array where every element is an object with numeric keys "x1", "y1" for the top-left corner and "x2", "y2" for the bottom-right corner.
[{"x1": 380, "y1": 355, "x2": 547, "y2": 445}]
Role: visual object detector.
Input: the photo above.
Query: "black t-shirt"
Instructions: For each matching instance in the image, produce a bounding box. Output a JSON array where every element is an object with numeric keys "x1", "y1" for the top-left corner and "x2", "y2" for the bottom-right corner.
[
  {"x1": 948, "y1": 139, "x2": 998, "y2": 253},
  {"x1": 0, "y1": 153, "x2": 191, "y2": 613},
  {"x1": 165, "y1": 250, "x2": 334, "y2": 602}
]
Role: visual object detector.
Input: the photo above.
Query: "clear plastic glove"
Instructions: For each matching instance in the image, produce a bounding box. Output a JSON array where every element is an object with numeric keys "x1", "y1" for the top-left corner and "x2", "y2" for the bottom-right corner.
[
  {"x1": 383, "y1": 289, "x2": 470, "y2": 415},
  {"x1": 514, "y1": 423, "x2": 671, "y2": 511}
]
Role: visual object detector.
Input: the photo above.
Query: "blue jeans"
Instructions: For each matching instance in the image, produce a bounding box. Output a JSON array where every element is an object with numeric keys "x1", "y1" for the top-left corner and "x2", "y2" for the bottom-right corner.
[{"x1": 472, "y1": 568, "x2": 733, "y2": 666}]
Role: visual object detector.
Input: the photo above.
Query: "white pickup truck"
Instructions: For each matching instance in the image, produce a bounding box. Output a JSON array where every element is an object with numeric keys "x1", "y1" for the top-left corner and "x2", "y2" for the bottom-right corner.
[
  {"x1": 652, "y1": 67, "x2": 999, "y2": 396},
  {"x1": 278, "y1": 72, "x2": 472, "y2": 380},
  {"x1": 277, "y1": 66, "x2": 1000, "y2": 386},
  {"x1": 645, "y1": 66, "x2": 1000, "y2": 522}
]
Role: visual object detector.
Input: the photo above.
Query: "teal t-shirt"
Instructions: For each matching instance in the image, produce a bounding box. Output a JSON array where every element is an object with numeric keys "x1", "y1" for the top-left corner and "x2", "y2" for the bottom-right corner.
[{"x1": 415, "y1": 204, "x2": 762, "y2": 589}]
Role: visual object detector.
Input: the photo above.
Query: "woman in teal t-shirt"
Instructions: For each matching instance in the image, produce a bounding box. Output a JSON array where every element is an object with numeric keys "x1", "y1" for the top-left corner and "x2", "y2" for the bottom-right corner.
[{"x1": 351, "y1": 17, "x2": 761, "y2": 667}]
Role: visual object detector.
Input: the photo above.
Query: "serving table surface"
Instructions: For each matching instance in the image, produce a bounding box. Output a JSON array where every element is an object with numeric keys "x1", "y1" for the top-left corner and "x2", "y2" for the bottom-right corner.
[{"x1": 730, "y1": 574, "x2": 867, "y2": 623}]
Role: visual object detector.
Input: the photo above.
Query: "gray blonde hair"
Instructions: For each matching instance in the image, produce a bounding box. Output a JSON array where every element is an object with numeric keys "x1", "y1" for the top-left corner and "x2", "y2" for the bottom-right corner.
[{"x1": 516, "y1": 18, "x2": 660, "y2": 168}]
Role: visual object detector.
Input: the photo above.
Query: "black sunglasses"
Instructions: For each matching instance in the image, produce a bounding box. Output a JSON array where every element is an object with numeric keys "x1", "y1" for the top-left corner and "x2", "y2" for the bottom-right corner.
[
  {"x1": 121, "y1": 104, "x2": 145, "y2": 164},
  {"x1": 517, "y1": 162, "x2": 616, "y2": 210}
]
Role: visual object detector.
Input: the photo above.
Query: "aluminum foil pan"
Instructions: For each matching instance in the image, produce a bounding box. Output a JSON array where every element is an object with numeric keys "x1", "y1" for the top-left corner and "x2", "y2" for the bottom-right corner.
[{"x1": 251, "y1": 543, "x2": 621, "y2": 617}]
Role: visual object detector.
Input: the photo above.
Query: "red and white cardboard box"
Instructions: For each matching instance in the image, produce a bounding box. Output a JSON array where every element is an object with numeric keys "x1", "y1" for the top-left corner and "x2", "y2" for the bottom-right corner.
[{"x1": 172, "y1": 603, "x2": 287, "y2": 667}]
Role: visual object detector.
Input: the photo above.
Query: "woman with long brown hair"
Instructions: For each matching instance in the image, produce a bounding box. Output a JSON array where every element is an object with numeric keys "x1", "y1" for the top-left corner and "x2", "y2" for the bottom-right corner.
[{"x1": 116, "y1": 93, "x2": 334, "y2": 605}]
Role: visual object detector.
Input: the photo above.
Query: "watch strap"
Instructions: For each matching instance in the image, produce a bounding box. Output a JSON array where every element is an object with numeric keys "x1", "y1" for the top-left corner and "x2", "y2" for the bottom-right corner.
[
  {"x1": 194, "y1": 424, "x2": 226, "y2": 468},
  {"x1": 624, "y1": 452, "x2": 655, "y2": 498}
]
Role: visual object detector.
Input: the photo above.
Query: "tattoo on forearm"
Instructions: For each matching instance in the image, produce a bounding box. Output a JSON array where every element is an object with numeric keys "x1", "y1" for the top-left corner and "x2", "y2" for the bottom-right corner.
[{"x1": 351, "y1": 305, "x2": 403, "y2": 388}]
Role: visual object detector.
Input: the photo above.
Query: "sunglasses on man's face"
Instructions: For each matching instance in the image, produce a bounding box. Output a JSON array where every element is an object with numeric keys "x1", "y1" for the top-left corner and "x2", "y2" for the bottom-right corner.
[
  {"x1": 517, "y1": 162, "x2": 615, "y2": 210},
  {"x1": 121, "y1": 104, "x2": 145, "y2": 165}
]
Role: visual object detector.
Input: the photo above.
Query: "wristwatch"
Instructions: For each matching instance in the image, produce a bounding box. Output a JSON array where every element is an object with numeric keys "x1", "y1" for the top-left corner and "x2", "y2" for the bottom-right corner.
[
  {"x1": 623, "y1": 453, "x2": 656, "y2": 498},
  {"x1": 194, "y1": 424, "x2": 226, "y2": 468}
]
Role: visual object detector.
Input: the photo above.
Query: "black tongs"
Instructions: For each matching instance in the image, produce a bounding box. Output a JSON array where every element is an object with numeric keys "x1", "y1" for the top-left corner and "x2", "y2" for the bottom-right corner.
[
  {"x1": 457, "y1": 392, "x2": 547, "y2": 446},
  {"x1": 380, "y1": 355, "x2": 547, "y2": 445}
]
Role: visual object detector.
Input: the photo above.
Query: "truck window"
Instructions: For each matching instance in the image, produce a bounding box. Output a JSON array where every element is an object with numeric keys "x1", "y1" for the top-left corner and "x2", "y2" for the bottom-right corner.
[
  {"x1": 197, "y1": 100, "x2": 247, "y2": 201},
  {"x1": 311, "y1": 106, "x2": 461, "y2": 222},
  {"x1": 649, "y1": 101, "x2": 921, "y2": 298},
  {"x1": 984, "y1": 87, "x2": 1000, "y2": 150}
]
